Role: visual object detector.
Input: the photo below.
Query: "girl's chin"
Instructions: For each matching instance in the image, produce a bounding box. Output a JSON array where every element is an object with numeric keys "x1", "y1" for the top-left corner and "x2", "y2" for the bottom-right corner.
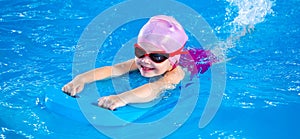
[
  {"x1": 140, "y1": 71, "x2": 156, "y2": 77},
  {"x1": 139, "y1": 69, "x2": 157, "y2": 77},
  {"x1": 141, "y1": 74, "x2": 155, "y2": 77}
]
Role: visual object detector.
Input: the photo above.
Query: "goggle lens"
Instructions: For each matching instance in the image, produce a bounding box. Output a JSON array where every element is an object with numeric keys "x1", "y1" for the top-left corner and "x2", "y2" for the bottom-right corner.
[{"x1": 134, "y1": 47, "x2": 169, "y2": 63}]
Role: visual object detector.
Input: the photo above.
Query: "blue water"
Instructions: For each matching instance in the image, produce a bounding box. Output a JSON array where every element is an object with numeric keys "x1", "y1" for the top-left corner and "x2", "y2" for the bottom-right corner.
[{"x1": 1, "y1": 0, "x2": 300, "y2": 138}]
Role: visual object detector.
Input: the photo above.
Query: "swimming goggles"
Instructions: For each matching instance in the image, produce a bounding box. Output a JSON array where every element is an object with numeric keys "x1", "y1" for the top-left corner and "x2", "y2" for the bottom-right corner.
[{"x1": 134, "y1": 43, "x2": 187, "y2": 63}]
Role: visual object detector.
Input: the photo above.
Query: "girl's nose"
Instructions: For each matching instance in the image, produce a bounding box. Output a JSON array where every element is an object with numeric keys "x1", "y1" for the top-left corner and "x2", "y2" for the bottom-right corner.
[{"x1": 140, "y1": 56, "x2": 152, "y2": 64}]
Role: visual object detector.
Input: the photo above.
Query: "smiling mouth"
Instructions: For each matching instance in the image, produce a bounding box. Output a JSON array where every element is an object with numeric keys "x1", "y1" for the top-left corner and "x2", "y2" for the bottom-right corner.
[{"x1": 141, "y1": 65, "x2": 155, "y2": 71}]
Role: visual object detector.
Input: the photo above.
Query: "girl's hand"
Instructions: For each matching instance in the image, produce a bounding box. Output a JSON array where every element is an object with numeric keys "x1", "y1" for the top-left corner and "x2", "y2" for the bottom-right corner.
[
  {"x1": 62, "y1": 76, "x2": 85, "y2": 96},
  {"x1": 97, "y1": 95, "x2": 127, "y2": 110}
]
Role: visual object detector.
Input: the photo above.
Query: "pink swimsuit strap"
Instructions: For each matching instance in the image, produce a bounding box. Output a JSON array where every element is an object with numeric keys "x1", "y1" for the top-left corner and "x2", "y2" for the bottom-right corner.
[{"x1": 179, "y1": 48, "x2": 218, "y2": 79}]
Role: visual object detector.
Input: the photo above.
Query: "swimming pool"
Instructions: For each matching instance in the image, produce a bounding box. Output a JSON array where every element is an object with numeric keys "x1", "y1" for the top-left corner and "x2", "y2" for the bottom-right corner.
[{"x1": 1, "y1": 0, "x2": 299, "y2": 138}]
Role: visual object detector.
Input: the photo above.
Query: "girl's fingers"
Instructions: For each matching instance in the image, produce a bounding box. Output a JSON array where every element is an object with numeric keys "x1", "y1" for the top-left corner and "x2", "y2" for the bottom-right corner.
[
  {"x1": 98, "y1": 97, "x2": 106, "y2": 107},
  {"x1": 62, "y1": 83, "x2": 73, "y2": 93},
  {"x1": 71, "y1": 88, "x2": 76, "y2": 96},
  {"x1": 77, "y1": 85, "x2": 83, "y2": 93},
  {"x1": 62, "y1": 85, "x2": 67, "y2": 92},
  {"x1": 62, "y1": 85, "x2": 68, "y2": 93},
  {"x1": 97, "y1": 97, "x2": 115, "y2": 110},
  {"x1": 103, "y1": 98, "x2": 112, "y2": 108},
  {"x1": 109, "y1": 104, "x2": 117, "y2": 111}
]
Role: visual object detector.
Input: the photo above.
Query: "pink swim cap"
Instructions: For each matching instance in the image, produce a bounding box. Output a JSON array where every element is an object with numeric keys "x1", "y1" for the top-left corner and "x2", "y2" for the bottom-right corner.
[{"x1": 137, "y1": 15, "x2": 188, "y2": 65}]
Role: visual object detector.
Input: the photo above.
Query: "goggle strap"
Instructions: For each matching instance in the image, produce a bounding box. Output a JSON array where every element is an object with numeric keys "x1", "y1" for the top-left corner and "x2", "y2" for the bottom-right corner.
[{"x1": 169, "y1": 46, "x2": 189, "y2": 57}]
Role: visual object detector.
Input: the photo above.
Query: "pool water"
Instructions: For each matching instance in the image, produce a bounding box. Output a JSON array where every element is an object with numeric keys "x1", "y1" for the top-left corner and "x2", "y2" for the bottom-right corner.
[{"x1": 1, "y1": 0, "x2": 300, "y2": 138}]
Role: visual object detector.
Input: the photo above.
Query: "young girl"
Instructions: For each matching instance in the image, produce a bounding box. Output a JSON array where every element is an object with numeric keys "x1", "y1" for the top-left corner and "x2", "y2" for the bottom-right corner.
[{"x1": 62, "y1": 15, "x2": 212, "y2": 110}]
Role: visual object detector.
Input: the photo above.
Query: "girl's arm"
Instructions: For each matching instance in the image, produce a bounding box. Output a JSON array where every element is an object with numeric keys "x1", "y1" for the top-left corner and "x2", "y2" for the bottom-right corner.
[
  {"x1": 62, "y1": 59, "x2": 137, "y2": 96},
  {"x1": 79, "y1": 59, "x2": 137, "y2": 83},
  {"x1": 97, "y1": 66, "x2": 185, "y2": 110}
]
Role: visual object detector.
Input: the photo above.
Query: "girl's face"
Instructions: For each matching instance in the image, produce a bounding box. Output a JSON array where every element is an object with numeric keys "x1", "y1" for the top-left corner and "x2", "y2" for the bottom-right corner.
[{"x1": 135, "y1": 44, "x2": 173, "y2": 77}]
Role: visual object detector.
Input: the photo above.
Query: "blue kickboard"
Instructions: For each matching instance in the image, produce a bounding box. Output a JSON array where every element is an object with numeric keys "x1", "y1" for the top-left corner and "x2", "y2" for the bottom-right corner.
[{"x1": 45, "y1": 86, "x2": 152, "y2": 126}]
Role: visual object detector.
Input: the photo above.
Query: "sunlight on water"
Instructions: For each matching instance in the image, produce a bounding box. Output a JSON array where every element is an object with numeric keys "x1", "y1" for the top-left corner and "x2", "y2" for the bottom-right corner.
[
  {"x1": 2, "y1": 0, "x2": 299, "y2": 138},
  {"x1": 209, "y1": 0, "x2": 277, "y2": 110}
]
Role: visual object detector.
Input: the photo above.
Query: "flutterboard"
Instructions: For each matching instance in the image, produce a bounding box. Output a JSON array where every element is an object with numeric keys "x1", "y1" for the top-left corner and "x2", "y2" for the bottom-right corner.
[{"x1": 45, "y1": 86, "x2": 152, "y2": 126}]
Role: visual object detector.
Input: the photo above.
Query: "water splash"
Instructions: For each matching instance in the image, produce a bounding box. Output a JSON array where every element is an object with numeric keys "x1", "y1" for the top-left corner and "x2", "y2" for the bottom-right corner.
[
  {"x1": 228, "y1": 0, "x2": 274, "y2": 26},
  {"x1": 212, "y1": 0, "x2": 275, "y2": 62},
  {"x1": 227, "y1": 0, "x2": 275, "y2": 40}
]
